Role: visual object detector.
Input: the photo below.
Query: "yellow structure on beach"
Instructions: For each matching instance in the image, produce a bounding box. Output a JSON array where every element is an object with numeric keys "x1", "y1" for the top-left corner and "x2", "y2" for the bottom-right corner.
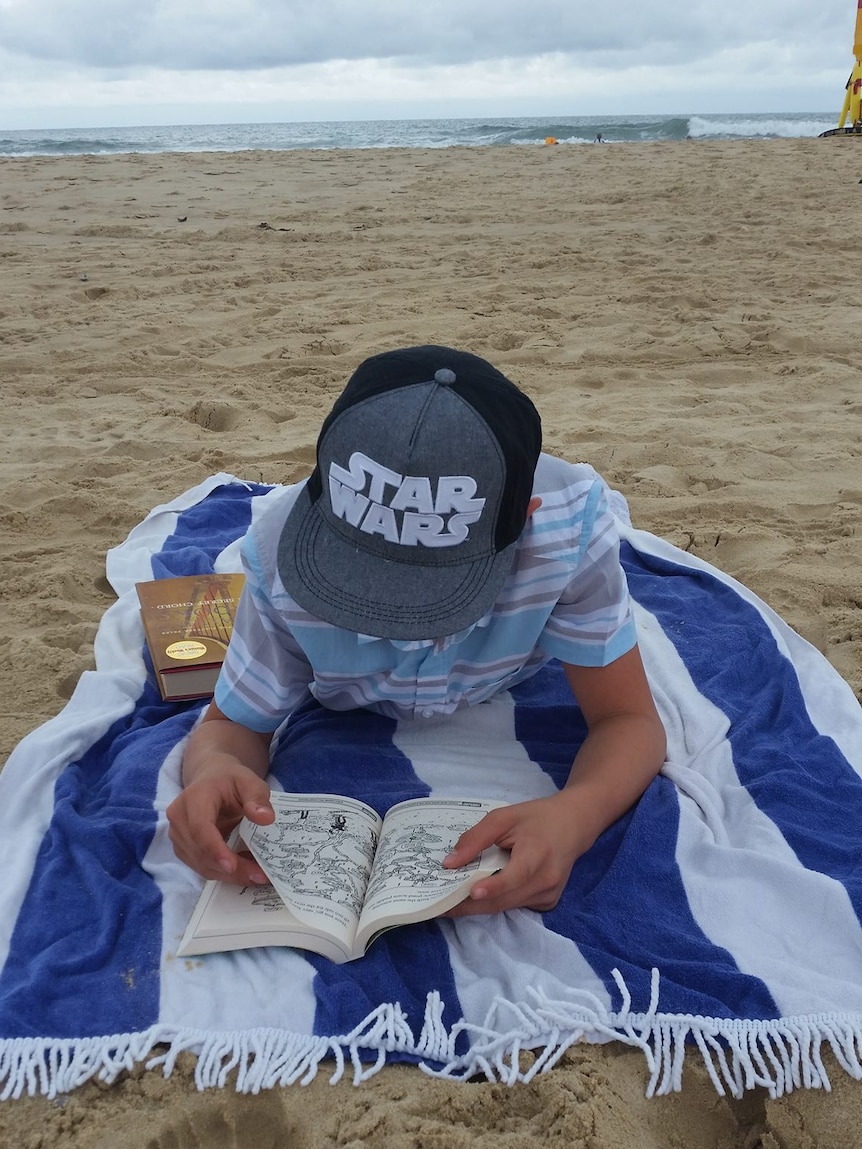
[
  {"x1": 839, "y1": 0, "x2": 862, "y2": 127},
  {"x1": 822, "y1": 0, "x2": 862, "y2": 134}
]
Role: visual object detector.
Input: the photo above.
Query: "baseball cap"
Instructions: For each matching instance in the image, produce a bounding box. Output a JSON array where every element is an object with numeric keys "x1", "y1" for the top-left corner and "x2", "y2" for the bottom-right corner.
[{"x1": 277, "y1": 345, "x2": 542, "y2": 639}]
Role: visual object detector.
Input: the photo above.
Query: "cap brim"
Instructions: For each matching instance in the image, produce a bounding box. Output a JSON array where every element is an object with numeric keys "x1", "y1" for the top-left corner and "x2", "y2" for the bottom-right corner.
[{"x1": 277, "y1": 485, "x2": 516, "y2": 640}]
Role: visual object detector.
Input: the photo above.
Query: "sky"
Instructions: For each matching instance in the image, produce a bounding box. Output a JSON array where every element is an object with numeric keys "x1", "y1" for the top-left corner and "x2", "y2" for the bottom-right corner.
[{"x1": 0, "y1": 0, "x2": 857, "y2": 130}]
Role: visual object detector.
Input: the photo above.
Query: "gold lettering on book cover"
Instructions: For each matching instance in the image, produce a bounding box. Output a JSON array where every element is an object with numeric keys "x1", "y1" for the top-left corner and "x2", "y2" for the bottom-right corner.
[{"x1": 183, "y1": 576, "x2": 237, "y2": 649}]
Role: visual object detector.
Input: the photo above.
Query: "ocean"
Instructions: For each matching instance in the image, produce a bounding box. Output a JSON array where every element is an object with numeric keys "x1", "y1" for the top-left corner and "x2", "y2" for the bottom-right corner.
[{"x1": 0, "y1": 112, "x2": 841, "y2": 157}]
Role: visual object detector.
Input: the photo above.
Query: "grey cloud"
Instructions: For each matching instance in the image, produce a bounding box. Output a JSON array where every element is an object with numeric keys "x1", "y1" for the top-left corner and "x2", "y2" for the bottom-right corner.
[{"x1": 0, "y1": 0, "x2": 849, "y2": 72}]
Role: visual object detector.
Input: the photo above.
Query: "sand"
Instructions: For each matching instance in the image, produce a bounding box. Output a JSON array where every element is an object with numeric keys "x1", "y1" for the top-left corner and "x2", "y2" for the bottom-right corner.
[{"x1": 1, "y1": 138, "x2": 860, "y2": 1148}]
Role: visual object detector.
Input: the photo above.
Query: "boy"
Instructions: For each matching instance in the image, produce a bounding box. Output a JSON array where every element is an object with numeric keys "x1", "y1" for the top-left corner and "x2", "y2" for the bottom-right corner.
[{"x1": 167, "y1": 346, "x2": 666, "y2": 915}]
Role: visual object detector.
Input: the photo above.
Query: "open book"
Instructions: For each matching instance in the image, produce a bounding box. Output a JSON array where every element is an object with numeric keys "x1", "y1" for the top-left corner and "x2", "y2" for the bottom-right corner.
[{"x1": 177, "y1": 792, "x2": 509, "y2": 964}]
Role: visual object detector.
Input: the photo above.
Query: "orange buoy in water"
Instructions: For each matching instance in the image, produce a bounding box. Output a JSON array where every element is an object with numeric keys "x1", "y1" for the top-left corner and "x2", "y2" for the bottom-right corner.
[{"x1": 544, "y1": 136, "x2": 559, "y2": 145}]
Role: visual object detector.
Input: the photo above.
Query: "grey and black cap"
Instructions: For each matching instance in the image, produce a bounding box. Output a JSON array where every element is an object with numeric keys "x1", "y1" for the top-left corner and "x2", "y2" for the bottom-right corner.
[{"x1": 277, "y1": 345, "x2": 542, "y2": 639}]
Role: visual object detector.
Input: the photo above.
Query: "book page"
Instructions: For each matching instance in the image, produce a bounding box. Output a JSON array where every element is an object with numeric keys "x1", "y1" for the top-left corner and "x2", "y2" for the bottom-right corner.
[
  {"x1": 356, "y1": 797, "x2": 509, "y2": 932},
  {"x1": 176, "y1": 869, "x2": 354, "y2": 964},
  {"x1": 240, "y1": 792, "x2": 383, "y2": 946}
]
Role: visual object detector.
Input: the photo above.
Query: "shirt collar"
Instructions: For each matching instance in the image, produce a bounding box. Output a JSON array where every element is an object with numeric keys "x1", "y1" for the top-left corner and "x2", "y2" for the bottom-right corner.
[{"x1": 356, "y1": 606, "x2": 494, "y2": 652}]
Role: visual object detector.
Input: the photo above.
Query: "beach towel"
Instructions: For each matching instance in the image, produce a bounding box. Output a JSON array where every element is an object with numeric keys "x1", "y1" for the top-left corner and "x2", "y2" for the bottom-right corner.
[{"x1": 1, "y1": 473, "x2": 861, "y2": 1102}]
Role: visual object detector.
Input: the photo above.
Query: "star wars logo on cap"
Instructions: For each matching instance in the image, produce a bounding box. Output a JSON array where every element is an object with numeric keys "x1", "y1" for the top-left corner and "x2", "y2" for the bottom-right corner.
[{"x1": 328, "y1": 452, "x2": 485, "y2": 548}]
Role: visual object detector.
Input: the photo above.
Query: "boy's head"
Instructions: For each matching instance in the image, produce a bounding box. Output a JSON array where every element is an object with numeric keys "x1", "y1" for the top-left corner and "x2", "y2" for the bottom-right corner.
[{"x1": 278, "y1": 345, "x2": 542, "y2": 639}]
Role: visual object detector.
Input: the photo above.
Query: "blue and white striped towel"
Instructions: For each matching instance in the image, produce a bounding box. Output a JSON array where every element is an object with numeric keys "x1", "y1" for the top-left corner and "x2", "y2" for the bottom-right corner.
[{"x1": 1, "y1": 474, "x2": 861, "y2": 1101}]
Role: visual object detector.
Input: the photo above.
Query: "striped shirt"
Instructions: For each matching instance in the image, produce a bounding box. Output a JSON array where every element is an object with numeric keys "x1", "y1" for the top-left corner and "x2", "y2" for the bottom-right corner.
[{"x1": 215, "y1": 454, "x2": 636, "y2": 732}]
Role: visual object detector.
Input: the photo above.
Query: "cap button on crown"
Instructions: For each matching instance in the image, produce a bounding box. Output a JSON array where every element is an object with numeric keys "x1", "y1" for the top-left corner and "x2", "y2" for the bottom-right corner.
[{"x1": 434, "y1": 368, "x2": 456, "y2": 386}]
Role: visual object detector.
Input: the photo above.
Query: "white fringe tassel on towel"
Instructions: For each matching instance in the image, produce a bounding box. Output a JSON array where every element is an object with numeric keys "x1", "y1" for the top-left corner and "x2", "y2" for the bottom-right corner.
[{"x1": 3, "y1": 969, "x2": 862, "y2": 1101}]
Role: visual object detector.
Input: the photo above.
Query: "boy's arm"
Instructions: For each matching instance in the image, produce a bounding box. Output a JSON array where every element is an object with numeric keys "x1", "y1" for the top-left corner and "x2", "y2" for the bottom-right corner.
[
  {"x1": 443, "y1": 644, "x2": 666, "y2": 916},
  {"x1": 166, "y1": 702, "x2": 276, "y2": 886}
]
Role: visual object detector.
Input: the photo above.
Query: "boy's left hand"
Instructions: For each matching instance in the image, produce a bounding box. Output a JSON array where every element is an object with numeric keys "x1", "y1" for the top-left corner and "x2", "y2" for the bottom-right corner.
[
  {"x1": 441, "y1": 791, "x2": 590, "y2": 916},
  {"x1": 442, "y1": 649, "x2": 667, "y2": 917}
]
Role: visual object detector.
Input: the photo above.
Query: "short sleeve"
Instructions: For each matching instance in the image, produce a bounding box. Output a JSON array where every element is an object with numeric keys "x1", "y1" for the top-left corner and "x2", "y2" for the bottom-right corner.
[
  {"x1": 538, "y1": 484, "x2": 637, "y2": 667},
  {"x1": 214, "y1": 536, "x2": 313, "y2": 732}
]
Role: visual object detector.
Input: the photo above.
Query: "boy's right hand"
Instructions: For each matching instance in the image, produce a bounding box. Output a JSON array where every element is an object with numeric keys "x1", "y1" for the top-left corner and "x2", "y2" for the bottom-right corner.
[{"x1": 166, "y1": 758, "x2": 275, "y2": 885}]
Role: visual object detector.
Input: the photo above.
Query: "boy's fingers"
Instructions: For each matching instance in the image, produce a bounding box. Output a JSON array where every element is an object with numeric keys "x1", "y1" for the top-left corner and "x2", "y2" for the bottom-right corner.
[
  {"x1": 229, "y1": 855, "x2": 269, "y2": 886},
  {"x1": 445, "y1": 844, "x2": 563, "y2": 916},
  {"x1": 167, "y1": 773, "x2": 272, "y2": 883},
  {"x1": 169, "y1": 817, "x2": 267, "y2": 885},
  {"x1": 469, "y1": 849, "x2": 539, "y2": 905},
  {"x1": 442, "y1": 809, "x2": 510, "y2": 868},
  {"x1": 228, "y1": 769, "x2": 271, "y2": 815},
  {"x1": 243, "y1": 797, "x2": 275, "y2": 824},
  {"x1": 168, "y1": 805, "x2": 234, "y2": 873}
]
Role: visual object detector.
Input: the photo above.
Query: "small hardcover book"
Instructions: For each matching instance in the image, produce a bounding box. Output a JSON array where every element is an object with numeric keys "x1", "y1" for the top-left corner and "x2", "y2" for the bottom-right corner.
[
  {"x1": 177, "y1": 792, "x2": 508, "y2": 964},
  {"x1": 135, "y1": 572, "x2": 245, "y2": 701}
]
